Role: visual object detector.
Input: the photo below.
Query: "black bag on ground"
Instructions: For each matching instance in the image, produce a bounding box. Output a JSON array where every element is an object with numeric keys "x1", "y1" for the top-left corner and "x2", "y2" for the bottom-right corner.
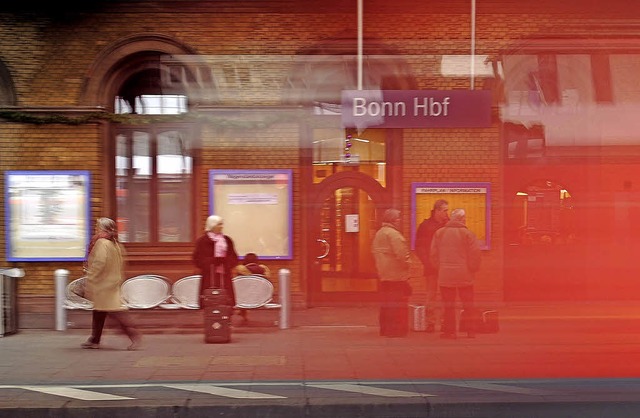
[
  {"x1": 202, "y1": 264, "x2": 232, "y2": 344},
  {"x1": 480, "y1": 310, "x2": 499, "y2": 333},
  {"x1": 460, "y1": 309, "x2": 499, "y2": 334}
]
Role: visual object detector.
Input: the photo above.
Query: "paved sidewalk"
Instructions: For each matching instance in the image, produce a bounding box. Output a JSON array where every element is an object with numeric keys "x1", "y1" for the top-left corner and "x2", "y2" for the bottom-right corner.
[{"x1": 2, "y1": 303, "x2": 640, "y2": 417}]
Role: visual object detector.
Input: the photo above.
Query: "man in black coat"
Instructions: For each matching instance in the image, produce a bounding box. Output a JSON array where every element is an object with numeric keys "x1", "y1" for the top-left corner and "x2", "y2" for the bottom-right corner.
[{"x1": 414, "y1": 199, "x2": 449, "y2": 332}]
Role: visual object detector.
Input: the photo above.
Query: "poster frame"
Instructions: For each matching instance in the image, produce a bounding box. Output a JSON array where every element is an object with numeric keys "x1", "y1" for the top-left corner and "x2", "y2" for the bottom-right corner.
[
  {"x1": 4, "y1": 170, "x2": 91, "y2": 262},
  {"x1": 209, "y1": 169, "x2": 293, "y2": 260},
  {"x1": 411, "y1": 181, "x2": 491, "y2": 250}
]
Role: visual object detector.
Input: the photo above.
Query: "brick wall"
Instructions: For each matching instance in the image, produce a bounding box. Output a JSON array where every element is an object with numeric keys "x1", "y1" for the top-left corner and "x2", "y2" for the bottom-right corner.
[
  {"x1": 0, "y1": 122, "x2": 101, "y2": 295},
  {"x1": 1, "y1": 0, "x2": 638, "y2": 313}
]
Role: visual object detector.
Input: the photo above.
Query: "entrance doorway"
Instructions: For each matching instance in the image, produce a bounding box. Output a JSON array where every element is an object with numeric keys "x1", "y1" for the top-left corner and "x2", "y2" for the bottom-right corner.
[{"x1": 307, "y1": 171, "x2": 389, "y2": 306}]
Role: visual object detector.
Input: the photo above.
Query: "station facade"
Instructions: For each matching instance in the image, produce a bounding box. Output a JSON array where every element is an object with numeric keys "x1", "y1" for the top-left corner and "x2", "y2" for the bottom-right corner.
[{"x1": 1, "y1": 0, "x2": 639, "y2": 324}]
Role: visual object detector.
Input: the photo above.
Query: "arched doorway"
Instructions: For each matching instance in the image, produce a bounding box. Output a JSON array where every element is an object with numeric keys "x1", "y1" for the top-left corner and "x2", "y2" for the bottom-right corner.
[
  {"x1": 307, "y1": 170, "x2": 390, "y2": 306},
  {"x1": 285, "y1": 37, "x2": 415, "y2": 306}
]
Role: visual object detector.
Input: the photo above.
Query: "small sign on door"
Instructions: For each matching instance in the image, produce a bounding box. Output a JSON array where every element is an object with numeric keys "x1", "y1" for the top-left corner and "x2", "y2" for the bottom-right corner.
[{"x1": 345, "y1": 214, "x2": 359, "y2": 232}]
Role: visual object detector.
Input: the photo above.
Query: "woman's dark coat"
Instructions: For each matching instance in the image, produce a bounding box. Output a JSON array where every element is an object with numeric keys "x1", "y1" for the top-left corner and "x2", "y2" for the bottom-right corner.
[{"x1": 193, "y1": 234, "x2": 239, "y2": 306}]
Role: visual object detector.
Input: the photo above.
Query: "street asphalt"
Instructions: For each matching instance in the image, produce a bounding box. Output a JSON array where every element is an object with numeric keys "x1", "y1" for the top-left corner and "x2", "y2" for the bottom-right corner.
[{"x1": 2, "y1": 303, "x2": 640, "y2": 417}]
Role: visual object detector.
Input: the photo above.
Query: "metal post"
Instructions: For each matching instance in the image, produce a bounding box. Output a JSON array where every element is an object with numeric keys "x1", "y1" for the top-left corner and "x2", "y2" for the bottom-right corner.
[
  {"x1": 470, "y1": 0, "x2": 476, "y2": 90},
  {"x1": 54, "y1": 269, "x2": 69, "y2": 331},
  {"x1": 357, "y1": 0, "x2": 363, "y2": 91},
  {"x1": 278, "y1": 268, "x2": 291, "y2": 330}
]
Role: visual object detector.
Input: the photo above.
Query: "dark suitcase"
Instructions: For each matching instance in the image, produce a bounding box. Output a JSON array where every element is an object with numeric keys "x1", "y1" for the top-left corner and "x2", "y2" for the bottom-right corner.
[
  {"x1": 460, "y1": 309, "x2": 499, "y2": 334},
  {"x1": 202, "y1": 265, "x2": 233, "y2": 344},
  {"x1": 479, "y1": 310, "x2": 499, "y2": 333},
  {"x1": 202, "y1": 287, "x2": 233, "y2": 307},
  {"x1": 203, "y1": 301, "x2": 232, "y2": 344}
]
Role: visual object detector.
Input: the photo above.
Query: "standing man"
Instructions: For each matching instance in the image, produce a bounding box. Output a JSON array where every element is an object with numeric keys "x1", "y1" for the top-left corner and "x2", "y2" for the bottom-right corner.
[
  {"x1": 430, "y1": 208, "x2": 481, "y2": 339},
  {"x1": 414, "y1": 199, "x2": 449, "y2": 332},
  {"x1": 371, "y1": 208, "x2": 412, "y2": 337}
]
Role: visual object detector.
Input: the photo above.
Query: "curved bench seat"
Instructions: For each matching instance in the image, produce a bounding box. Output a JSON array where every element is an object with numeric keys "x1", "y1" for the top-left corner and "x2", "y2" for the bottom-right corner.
[
  {"x1": 64, "y1": 274, "x2": 281, "y2": 315},
  {"x1": 232, "y1": 275, "x2": 275, "y2": 309},
  {"x1": 121, "y1": 275, "x2": 172, "y2": 309}
]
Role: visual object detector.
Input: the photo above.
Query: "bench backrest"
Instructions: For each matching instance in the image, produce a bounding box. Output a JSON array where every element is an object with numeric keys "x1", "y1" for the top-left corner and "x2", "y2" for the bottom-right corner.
[
  {"x1": 233, "y1": 275, "x2": 274, "y2": 309},
  {"x1": 64, "y1": 277, "x2": 94, "y2": 310},
  {"x1": 169, "y1": 275, "x2": 201, "y2": 309},
  {"x1": 121, "y1": 275, "x2": 171, "y2": 309}
]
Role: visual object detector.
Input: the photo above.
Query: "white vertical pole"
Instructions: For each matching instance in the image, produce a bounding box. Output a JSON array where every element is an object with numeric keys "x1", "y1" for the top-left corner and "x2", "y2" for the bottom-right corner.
[
  {"x1": 54, "y1": 269, "x2": 69, "y2": 331},
  {"x1": 278, "y1": 268, "x2": 291, "y2": 329},
  {"x1": 470, "y1": 0, "x2": 476, "y2": 90},
  {"x1": 357, "y1": 0, "x2": 363, "y2": 91}
]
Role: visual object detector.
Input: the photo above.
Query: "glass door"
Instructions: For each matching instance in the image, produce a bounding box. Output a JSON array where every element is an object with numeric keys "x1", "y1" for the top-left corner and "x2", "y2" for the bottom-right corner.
[
  {"x1": 316, "y1": 186, "x2": 378, "y2": 295},
  {"x1": 307, "y1": 171, "x2": 390, "y2": 306}
]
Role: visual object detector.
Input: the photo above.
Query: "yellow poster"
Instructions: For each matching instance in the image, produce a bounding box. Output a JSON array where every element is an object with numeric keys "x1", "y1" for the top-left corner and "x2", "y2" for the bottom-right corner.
[
  {"x1": 412, "y1": 183, "x2": 491, "y2": 249},
  {"x1": 210, "y1": 170, "x2": 292, "y2": 259}
]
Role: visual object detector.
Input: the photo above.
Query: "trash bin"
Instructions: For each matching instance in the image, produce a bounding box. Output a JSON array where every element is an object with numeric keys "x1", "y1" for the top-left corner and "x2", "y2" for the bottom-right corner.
[{"x1": 0, "y1": 268, "x2": 24, "y2": 337}]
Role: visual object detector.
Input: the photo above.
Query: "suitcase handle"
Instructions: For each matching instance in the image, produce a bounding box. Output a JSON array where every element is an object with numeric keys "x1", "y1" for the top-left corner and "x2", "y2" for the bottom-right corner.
[
  {"x1": 210, "y1": 257, "x2": 226, "y2": 289},
  {"x1": 210, "y1": 262, "x2": 220, "y2": 289}
]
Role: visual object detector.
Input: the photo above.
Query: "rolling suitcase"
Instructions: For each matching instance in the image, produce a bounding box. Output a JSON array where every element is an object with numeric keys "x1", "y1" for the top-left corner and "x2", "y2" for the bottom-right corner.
[{"x1": 202, "y1": 265, "x2": 232, "y2": 343}]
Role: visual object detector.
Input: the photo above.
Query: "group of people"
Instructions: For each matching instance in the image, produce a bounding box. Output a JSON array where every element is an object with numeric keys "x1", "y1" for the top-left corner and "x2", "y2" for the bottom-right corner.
[
  {"x1": 79, "y1": 203, "x2": 478, "y2": 349},
  {"x1": 80, "y1": 214, "x2": 269, "y2": 350},
  {"x1": 372, "y1": 200, "x2": 481, "y2": 339}
]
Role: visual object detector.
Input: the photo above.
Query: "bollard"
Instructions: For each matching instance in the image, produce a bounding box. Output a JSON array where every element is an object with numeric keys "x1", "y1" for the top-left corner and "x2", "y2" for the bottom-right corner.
[
  {"x1": 278, "y1": 268, "x2": 291, "y2": 330},
  {"x1": 54, "y1": 269, "x2": 69, "y2": 331}
]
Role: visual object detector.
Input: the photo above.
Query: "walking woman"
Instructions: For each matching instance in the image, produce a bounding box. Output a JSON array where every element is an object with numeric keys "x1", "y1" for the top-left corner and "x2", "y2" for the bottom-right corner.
[{"x1": 82, "y1": 217, "x2": 141, "y2": 350}]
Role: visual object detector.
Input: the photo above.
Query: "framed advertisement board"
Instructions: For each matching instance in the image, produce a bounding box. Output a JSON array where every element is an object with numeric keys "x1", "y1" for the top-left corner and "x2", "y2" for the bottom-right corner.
[
  {"x1": 411, "y1": 182, "x2": 491, "y2": 250},
  {"x1": 4, "y1": 170, "x2": 91, "y2": 261},
  {"x1": 209, "y1": 169, "x2": 292, "y2": 260}
]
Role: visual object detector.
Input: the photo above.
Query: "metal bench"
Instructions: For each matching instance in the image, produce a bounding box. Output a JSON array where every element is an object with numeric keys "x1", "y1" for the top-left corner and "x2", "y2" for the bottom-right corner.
[
  {"x1": 60, "y1": 270, "x2": 289, "y2": 330},
  {"x1": 120, "y1": 275, "x2": 172, "y2": 309},
  {"x1": 157, "y1": 274, "x2": 281, "y2": 311},
  {"x1": 64, "y1": 274, "x2": 282, "y2": 312}
]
